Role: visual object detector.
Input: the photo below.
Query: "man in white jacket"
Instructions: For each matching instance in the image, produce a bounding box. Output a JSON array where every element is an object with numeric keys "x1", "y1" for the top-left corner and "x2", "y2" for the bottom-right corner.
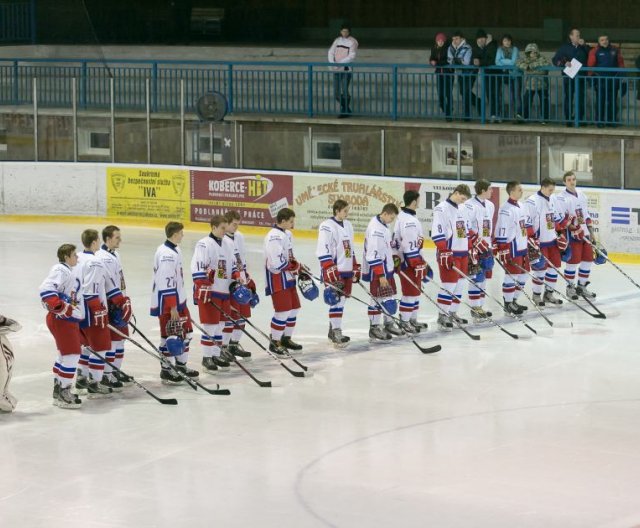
[{"x1": 328, "y1": 24, "x2": 358, "y2": 117}]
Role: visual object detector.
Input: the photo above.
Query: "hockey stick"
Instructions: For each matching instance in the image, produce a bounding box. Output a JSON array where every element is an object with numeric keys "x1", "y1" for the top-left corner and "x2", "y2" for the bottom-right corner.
[
  {"x1": 188, "y1": 314, "x2": 272, "y2": 387},
  {"x1": 511, "y1": 260, "x2": 605, "y2": 320},
  {"x1": 493, "y1": 258, "x2": 556, "y2": 328},
  {"x1": 350, "y1": 279, "x2": 442, "y2": 354},
  {"x1": 528, "y1": 240, "x2": 607, "y2": 318},
  {"x1": 306, "y1": 267, "x2": 442, "y2": 353},
  {"x1": 452, "y1": 265, "x2": 538, "y2": 335},
  {"x1": 85, "y1": 346, "x2": 177, "y2": 405},
  {"x1": 226, "y1": 305, "x2": 307, "y2": 376},
  {"x1": 402, "y1": 270, "x2": 524, "y2": 340},
  {"x1": 392, "y1": 269, "x2": 482, "y2": 340},
  {"x1": 583, "y1": 238, "x2": 640, "y2": 291},
  {"x1": 119, "y1": 323, "x2": 231, "y2": 396}
]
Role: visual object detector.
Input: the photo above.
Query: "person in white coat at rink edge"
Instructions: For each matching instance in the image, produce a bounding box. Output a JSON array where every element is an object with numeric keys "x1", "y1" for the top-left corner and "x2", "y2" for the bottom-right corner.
[
  {"x1": 0, "y1": 314, "x2": 21, "y2": 412},
  {"x1": 363, "y1": 203, "x2": 401, "y2": 341},
  {"x1": 316, "y1": 199, "x2": 360, "y2": 348}
]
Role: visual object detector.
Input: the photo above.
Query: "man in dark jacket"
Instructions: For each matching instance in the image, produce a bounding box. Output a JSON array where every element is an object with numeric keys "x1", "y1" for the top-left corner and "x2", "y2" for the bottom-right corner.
[
  {"x1": 552, "y1": 28, "x2": 590, "y2": 126},
  {"x1": 587, "y1": 34, "x2": 625, "y2": 127},
  {"x1": 472, "y1": 29, "x2": 498, "y2": 118}
]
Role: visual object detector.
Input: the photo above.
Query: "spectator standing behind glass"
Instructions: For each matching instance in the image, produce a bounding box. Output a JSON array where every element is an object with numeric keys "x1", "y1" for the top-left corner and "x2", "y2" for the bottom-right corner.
[
  {"x1": 472, "y1": 29, "x2": 498, "y2": 118},
  {"x1": 447, "y1": 31, "x2": 473, "y2": 121},
  {"x1": 328, "y1": 24, "x2": 359, "y2": 118},
  {"x1": 517, "y1": 43, "x2": 550, "y2": 123},
  {"x1": 495, "y1": 34, "x2": 523, "y2": 122},
  {"x1": 552, "y1": 28, "x2": 590, "y2": 127},
  {"x1": 587, "y1": 34, "x2": 625, "y2": 128},
  {"x1": 430, "y1": 32, "x2": 453, "y2": 121}
]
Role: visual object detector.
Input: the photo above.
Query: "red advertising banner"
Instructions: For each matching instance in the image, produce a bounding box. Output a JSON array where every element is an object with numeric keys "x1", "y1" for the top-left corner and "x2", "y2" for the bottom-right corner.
[{"x1": 190, "y1": 170, "x2": 293, "y2": 227}]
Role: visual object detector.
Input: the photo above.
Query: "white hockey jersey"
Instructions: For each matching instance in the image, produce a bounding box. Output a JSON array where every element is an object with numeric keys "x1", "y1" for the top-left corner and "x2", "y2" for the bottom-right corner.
[
  {"x1": 150, "y1": 241, "x2": 187, "y2": 317},
  {"x1": 264, "y1": 226, "x2": 296, "y2": 295},
  {"x1": 96, "y1": 244, "x2": 127, "y2": 304},
  {"x1": 363, "y1": 215, "x2": 394, "y2": 280},
  {"x1": 495, "y1": 199, "x2": 530, "y2": 256},
  {"x1": 226, "y1": 230, "x2": 249, "y2": 282},
  {"x1": 392, "y1": 208, "x2": 425, "y2": 269},
  {"x1": 38, "y1": 263, "x2": 83, "y2": 322},
  {"x1": 525, "y1": 192, "x2": 563, "y2": 246},
  {"x1": 555, "y1": 189, "x2": 592, "y2": 241},
  {"x1": 76, "y1": 251, "x2": 109, "y2": 327},
  {"x1": 431, "y1": 199, "x2": 470, "y2": 256},
  {"x1": 316, "y1": 217, "x2": 355, "y2": 276},
  {"x1": 190, "y1": 234, "x2": 220, "y2": 303},
  {"x1": 464, "y1": 196, "x2": 495, "y2": 244}
]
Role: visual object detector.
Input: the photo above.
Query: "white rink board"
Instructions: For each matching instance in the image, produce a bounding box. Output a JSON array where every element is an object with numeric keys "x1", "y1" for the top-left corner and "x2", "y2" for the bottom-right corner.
[{"x1": 1, "y1": 162, "x2": 640, "y2": 257}]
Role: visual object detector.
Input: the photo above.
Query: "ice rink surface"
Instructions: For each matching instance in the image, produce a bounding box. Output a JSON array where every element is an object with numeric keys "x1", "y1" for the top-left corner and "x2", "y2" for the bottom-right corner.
[{"x1": 2, "y1": 221, "x2": 640, "y2": 528}]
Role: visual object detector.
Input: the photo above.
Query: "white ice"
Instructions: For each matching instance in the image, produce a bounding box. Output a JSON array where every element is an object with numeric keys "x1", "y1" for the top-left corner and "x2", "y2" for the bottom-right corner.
[{"x1": 1, "y1": 222, "x2": 640, "y2": 528}]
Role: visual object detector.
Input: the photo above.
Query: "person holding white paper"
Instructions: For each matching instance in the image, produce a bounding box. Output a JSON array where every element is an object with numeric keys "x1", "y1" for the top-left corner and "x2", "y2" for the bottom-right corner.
[{"x1": 553, "y1": 28, "x2": 590, "y2": 126}]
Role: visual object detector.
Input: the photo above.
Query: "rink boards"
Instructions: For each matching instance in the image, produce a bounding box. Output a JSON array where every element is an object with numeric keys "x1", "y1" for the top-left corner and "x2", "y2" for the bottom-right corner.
[{"x1": 0, "y1": 161, "x2": 639, "y2": 263}]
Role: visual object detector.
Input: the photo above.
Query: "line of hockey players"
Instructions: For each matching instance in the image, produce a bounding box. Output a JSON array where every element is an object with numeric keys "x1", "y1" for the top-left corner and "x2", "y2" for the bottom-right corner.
[{"x1": 36, "y1": 169, "x2": 604, "y2": 409}]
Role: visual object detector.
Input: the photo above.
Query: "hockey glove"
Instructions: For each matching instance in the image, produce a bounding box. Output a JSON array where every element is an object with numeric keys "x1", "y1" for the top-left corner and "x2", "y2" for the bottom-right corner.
[
  {"x1": 392, "y1": 255, "x2": 402, "y2": 272},
  {"x1": 352, "y1": 263, "x2": 362, "y2": 283},
  {"x1": 87, "y1": 299, "x2": 108, "y2": 329},
  {"x1": 194, "y1": 281, "x2": 212, "y2": 304},
  {"x1": 473, "y1": 237, "x2": 491, "y2": 255},
  {"x1": 414, "y1": 262, "x2": 428, "y2": 283},
  {"x1": 323, "y1": 263, "x2": 340, "y2": 284},
  {"x1": 438, "y1": 250, "x2": 454, "y2": 271},
  {"x1": 286, "y1": 259, "x2": 301, "y2": 275},
  {"x1": 246, "y1": 277, "x2": 257, "y2": 293},
  {"x1": 50, "y1": 300, "x2": 75, "y2": 319},
  {"x1": 496, "y1": 245, "x2": 511, "y2": 266},
  {"x1": 556, "y1": 233, "x2": 569, "y2": 251},
  {"x1": 112, "y1": 295, "x2": 132, "y2": 323}
]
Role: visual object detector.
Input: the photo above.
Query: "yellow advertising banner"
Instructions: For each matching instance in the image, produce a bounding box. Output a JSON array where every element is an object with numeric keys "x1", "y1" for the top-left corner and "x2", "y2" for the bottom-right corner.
[
  {"x1": 293, "y1": 175, "x2": 404, "y2": 232},
  {"x1": 106, "y1": 167, "x2": 190, "y2": 221}
]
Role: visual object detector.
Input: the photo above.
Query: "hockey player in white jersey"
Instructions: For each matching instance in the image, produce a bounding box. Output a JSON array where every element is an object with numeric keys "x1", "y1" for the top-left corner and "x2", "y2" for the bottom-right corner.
[
  {"x1": 224, "y1": 210, "x2": 255, "y2": 361},
  {"x1": 495, "y1": 181, "x2": 532, "y2": 315},
  {"x1": 431, "y1": 184, "x2": 474, "y2": 330},
  {"x1": 464, "y1": 179, "x2": 495, "y2": 322},
  {"x1": 0, "y1": 313, "x2": 20, "y2": 412},
  {"x1": 363, "y1": 203, "x2": 400, "y2": 341},
  {"x1": 75, "y1": 229, "x2": 113, "y2": 397},
  {"x1": 316, "y1": 199, "x2": 360, "y2": 348},
  {"x1": 392, "y1": 190, "x2": 430, "y2": 334},
  {"x1": 96, "y1": 225, "x2": 132, "y2": 390},
  {"x1": 264, "y1": 208, "x2": 305, "y2": 353},
  {"x1": 39, "y1": 244, "x2": 84, "y2": 408},
  {"x1": 151, "y1": 222, "x2": 199, "y2": 384},
  {"x1": 524, "y1": 178, "x2": 570, "y2": 306},
  {"x1": 555, "y1": 170, "x2": 597, "y2": 299},
  {"x1": 191, "y1": 215, "x2": 240, "y2": 374}
]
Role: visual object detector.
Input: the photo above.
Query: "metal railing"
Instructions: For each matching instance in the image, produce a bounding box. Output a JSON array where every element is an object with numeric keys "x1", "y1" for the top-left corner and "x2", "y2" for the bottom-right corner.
[{"x1": 0, "y1": 58, "x2": 639, "y2": 127}]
